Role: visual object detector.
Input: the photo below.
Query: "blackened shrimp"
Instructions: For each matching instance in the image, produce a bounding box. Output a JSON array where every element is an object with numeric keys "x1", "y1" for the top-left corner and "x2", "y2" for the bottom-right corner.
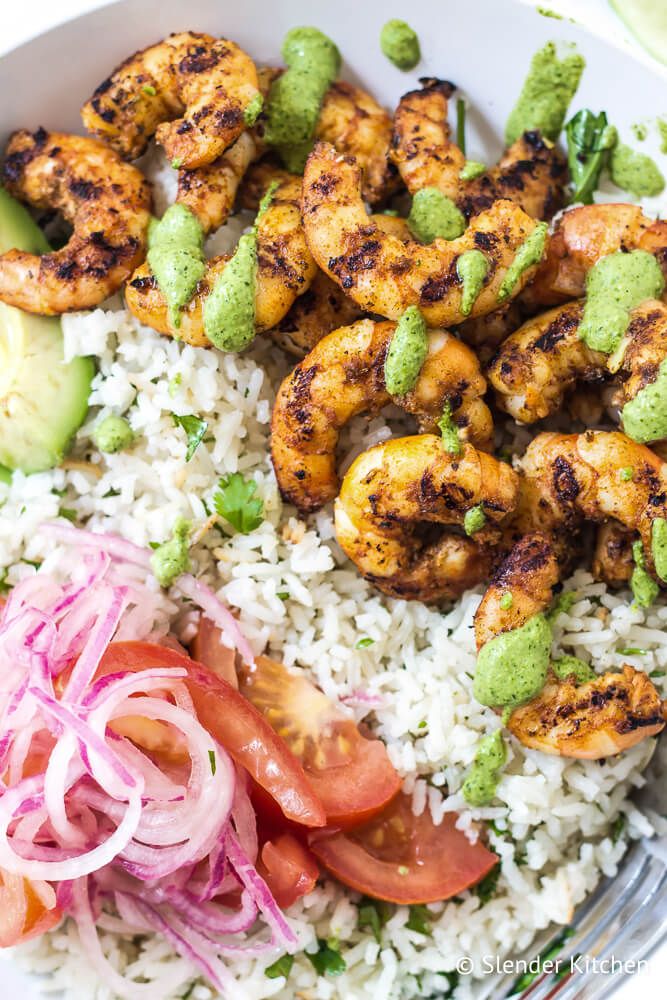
[
  {"x1": 0, "y1": 128, "x2": 151, "y2": 315},
  {"x1": 175, "y1": 131, "x2": 257, "y2": 234}
]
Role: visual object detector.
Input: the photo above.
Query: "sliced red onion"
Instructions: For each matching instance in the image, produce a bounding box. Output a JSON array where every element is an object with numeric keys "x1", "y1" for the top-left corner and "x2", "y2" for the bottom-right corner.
[
  {"x1": 41, "y1": 522, "x2": 152, "y2": 568},
  {"x1": 177, "y1": 575, "x2": 255, "y2": 666}
]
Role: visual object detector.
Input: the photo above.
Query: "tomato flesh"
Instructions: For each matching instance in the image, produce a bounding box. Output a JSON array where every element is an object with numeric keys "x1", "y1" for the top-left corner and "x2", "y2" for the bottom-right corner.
[
  {"x1": 309, "y1": 793, "x2": 498, "y2": 904},
  {"x1": 256, "y1": 833, "x2": 319, "y2": 909},
  {"x1": 0, "y1": 870, "x2": 61, "y2": 948},
  {"x1": 190, "y1": 618, "x2": 238, "y2": 688},
  {"x1": 239, "y1": 656, "x2": 402, "y2": 827}
]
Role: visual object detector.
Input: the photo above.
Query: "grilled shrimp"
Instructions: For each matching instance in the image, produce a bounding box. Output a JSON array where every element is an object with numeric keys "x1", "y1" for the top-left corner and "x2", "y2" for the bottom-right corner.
[
  {"x1": 176, "y1": 131, "x2": 256, "y2": 233},
  {"x1": 334, "y1": 436, "x2": 519, "y2": 601},
  {"x1": 125, "y1": 173, "x2": 316, "y2": 345},
  {"x1": 81, "y1": 32, "x2": 260, "y2": 169},
  {"x1": 0, "y1": 128, "x2": 151, "y2": 315},
  {"x1": 474, "y1": 533, "x2": 665, "y2": 757},
  {"x1": 526, "y1": 203, "x2": 667, "y2": 308},
  {"x1": 271, "y1": 319, "x2": 493, "y2": 512},
  {"x1": 457, "y1": 302, "x2": 522, "y2": 364},
  {"x1": 302, "y1": 142, "x2": 545, "y2": 327},
  {"x1": 516, "y1": 431, "x2": 667, "y2": 578},
  {"x1": 269, "y1": 270, "x2": 362, "y2": 356},
  {"x1": 488, "y1": 300, "x2": 667, "y2": 435},
  {"x1": 390, "y1": 79, "x2": 566, "y2": 220},
  {"x1": 593, "y1": 523, "x2": 634, "y2": 587}
]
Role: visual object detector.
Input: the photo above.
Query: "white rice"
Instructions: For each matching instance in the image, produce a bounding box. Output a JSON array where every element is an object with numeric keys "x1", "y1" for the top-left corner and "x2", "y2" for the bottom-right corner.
[{"x1": 2, "y1": 149, "x2": 666, "y2": 999}]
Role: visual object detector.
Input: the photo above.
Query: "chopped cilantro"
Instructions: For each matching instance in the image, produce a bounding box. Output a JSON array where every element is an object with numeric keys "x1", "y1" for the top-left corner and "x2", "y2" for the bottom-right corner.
[
  {"x1": 406, "y1": 904, "x2": 432, "y2": 935},
  {"x1": 277, "y1": 591, "x2": 290, "y2": 600},
  {"x1": 306, "y1": 939, "x2": 346, "y2": 977},
  {"x1": 208, "y1": 750, "x2": 216, "y2": 775},
  {"x1": 565, "y1": 109, "x2": 617, "y2": 204},
  {"x1": 171, "y1": 413, "x2": 208, "y2": 461},
  {"x1": 611, "y1": 814, "x2": 626, "y2": 843},
  {"x1": 617, "y1": 647, "x2": 647, "y2": 656},
  {"x1": 265, "y1": 954, "x2": 294, "y2": 980},
  {"x1": 213, "y1": 473, "x2": 264, "y2": 534},
  {"x1": 58, "y1": 507, "x2": 77, "y2": 523},
  {"x1": 456, "y1": 98, "x2": 466, "y2": 155},
  {"x1": 102, "y1": 487, "x2": 121, "y2": 498},
  {"x1": 168, "y1": 373, "x2": 182, "y2": 398},
  {"x1": 474, "y1": 862, "x2": 501, "y2": 904},
  {"x1": 0, "y1": 568, "x2": 11, "y2": 595},
  {"x1": 356, "y1": 637, "x2": 375, "y2": 648},
  {"x1": 508, "y1": 927, "x2": 574, "y2": 993}
]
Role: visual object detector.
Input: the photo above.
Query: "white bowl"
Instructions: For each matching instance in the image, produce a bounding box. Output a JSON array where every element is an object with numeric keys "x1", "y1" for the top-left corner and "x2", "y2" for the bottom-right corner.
[{"x1": 1, "y1": 0, "x2": 667, "y2": 996}]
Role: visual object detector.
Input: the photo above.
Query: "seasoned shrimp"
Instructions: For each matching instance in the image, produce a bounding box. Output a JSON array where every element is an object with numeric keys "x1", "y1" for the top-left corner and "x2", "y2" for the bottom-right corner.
[
  {"x1": 593, "y1": 523, "x2": 634, "y2": 587},
  {"x1": 125, "y1": 173, "x2": 316, "y2": 345},
  {"x1": 272, "y1": 319, "x2": 493, "y2": 512},
  {"x1": 269, "y1": 270, "x2": 362, "y2": 356},
  {"x1": 526, "y1": 203, "x2": 667, "y2": 308},
  {"x1": 0, "y1": 128, "x2": 151, "y2": 315},
  {"x1": 81, "y1": 32, "x2": 260, "y2": 169},
  {"x1": 390, "y1": 79, "x2": 566, "y2": 219},
  {"x1": 457, "y1": 302, "x2": 522, "y2": 363},
  {"x1": 488, "y1": 299, "x2": 667, "y2": 434},
  {"x1": 334, "y1": 436, "x2": 519, "y2": 601},
  {"x1": 302, "y1": 142, "x2": 545, "y2": 327},
  {"x1": 474, "y1": 533, "x2": 665, "y2": 757},
  {"x1": 176, "y1": 131, "x2": 256, "y2": 233}
]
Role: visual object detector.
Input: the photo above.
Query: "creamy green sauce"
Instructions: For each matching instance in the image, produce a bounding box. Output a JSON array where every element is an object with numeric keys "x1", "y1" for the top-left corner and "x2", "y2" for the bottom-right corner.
[
  {"x1": 437, "y1": 401, "x2": 462, "y2": 456},
  {"x1": 498, "y1": 222, "x2": 548, "y2": 302},
  {"x1": 407, "y1": 188, "x2": 465, "y2": 243},
  {"x1": 659, "y1": 119, "x2": 667, "y2": 155},
  {"x1": 547, "y1": 590, "x2": 577, "y2": 622},
  {"x1": 578, "y1": 250, "x2": 665, "y2": 354},
  {"x1": 632, "y1": 123, "x2": 648, "y2": 142},
  {"x1": 631, "y1": 539, "x2": 659, "y2": 608},
  {"x1": 610, "y1": 144, "x2": 665, "y2": 198},
  {"x1": 505, "y1": 42, "x2": 585, "y2": 145},
  {"x1": 264, "y1": 27, "x2": 341, "y2": 173},
  {"x1": 473, "y1": 613, "x2": 552, "y2": 710},
  {"x1": 243, "y1": 93, "x2": 264, "y2": 126},
  {"x1": 464, "y1": 504, "x2": 486, "y2": 536},
  {"x1": 651, "y1": 517, "x2": 667, "y2": 582},
  {"x1": 384, "y1": 306, "x2": 429, "y2": 395},
  {"x1": 457, "y1": 249, "x2": 489, "y2": 316},
  {"x1": 93, "y1": 415, "x2": 134, "y2": 454},
  {"x1": 150, "y1": 517, "x2": 191, "y2": 588},
  {"x1": 147, "y1": 204, "x2": 206, "y2": 328},
  {"x1": 499, "y1": 592, "x2": 513, "y2": 610},
  {"x1": 459, "y1": 160, "x2": 486, "y2": 181},
  {"x1": 380, "y1": 19, "x2": 421, "y2": 70},
  {"x1": 203, "y1": 183, "x2": 278, "y2": 352},
  {"x1": 462, "y1": 729, "x2": 507, "y2": 807},
  {"x1": 552, "y1": 655, "x2": 595, "y2": 684},
  {"x1": 621, "y1": 357, "x2": 667, "y2": 443}
]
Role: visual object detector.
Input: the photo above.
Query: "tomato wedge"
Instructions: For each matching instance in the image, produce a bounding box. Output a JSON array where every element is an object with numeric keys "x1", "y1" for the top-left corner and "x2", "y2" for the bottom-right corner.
[
  {"x1": 256, "y1": 833, "x2": 319, "y2": 909},
  {"x1": 239, "y1": 656, "x2": 402, "y2": 828},
  {"x1": 190, "y1": 618, "x2": 238, "y2": 688},
  {"x1": 98, "y1": 643, "x2": 326, "y2": 828},
  {"x1": 0, "y1": 870, "x2": 61, "y2": 947},
  {"x1": 308, "y1": 793, "x2": 498, "y2": 904}
]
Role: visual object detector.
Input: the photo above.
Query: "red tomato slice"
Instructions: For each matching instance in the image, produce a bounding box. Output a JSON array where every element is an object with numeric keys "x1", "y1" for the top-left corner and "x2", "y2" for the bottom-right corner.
[
  {"x1": 256, "y1": 833, "x2": 319, "y2": 909},
  {"x1": 98, "y1": 642, "x2": 326, "y2": 828},
  {"x1": 0, "y1": 870, "x2": 61, "y2": 948},
  {"x1": 190, "y1": 618, "x2": 238, "y2": 688},
  {"x1": 239, "y1": 656, "x2": 402, "y2": 828},
  {"x1": 308, "y1": 793, "x2": 498, "y2": 904}
]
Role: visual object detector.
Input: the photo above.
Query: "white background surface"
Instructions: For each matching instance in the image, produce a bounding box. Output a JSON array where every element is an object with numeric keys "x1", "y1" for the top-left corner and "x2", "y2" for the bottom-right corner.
[{"x1": 0, "y1": 1, "x2": 665, "y2": 998}]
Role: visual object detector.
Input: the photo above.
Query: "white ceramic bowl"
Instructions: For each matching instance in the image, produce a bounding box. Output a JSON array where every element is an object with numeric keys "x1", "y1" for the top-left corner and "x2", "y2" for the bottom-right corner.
[{"x1": 1, "y1": 1, "x2": 667, "y2": 996}]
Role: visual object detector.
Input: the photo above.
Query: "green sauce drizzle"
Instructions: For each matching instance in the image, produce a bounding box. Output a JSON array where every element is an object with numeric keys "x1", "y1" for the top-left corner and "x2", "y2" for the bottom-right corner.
[
  {"x1": 552, "y1": 655, "x2": 595, "y2": 684},
  {"x1": 264, "y1": 27, "x2": 341, "y2": 173},
  {"x1": 462, "y1": 729, "x2": 507, "y2": 807},
  {"x1": 243, "y1": 93, "x2": 264, "y2": 126},
  {"x1": 473, "y1": 613, "x2": 552, "y2": 710},
  {"x1": 457, "y1": 250, "x2": 489, "y2": 316},
  {"x1": 437, "y1": 401, "x2": 462, "y2": 456},
  {"x1": 651, "y1": 517, "x2": 667, "y2": 582},
  {"x1": 505, "y1": 42, "x2": 585, "y2": 145},
  {"x1": 380, "y1": 19, "x2": 421, "y2": 70},
  {"x1": 610, "y1": 144, "x2": 665, "y2": 198},
  {"x1": 464, "y1": 504, "x2": 486, "y2": 536},
  {"x1": 631, "y1": 539, "x2": 659, "y2": 608},
  {"x1": 147, "y1": 204, "x2": 206, "y2": 328},
  {"x1": 621, "y1": 357, "x2": 667, "y2": 443},
  {"x1": 497, "y1": 222, "x2": 548, "y2": 302},
  {"x1": 384, "y1": 306, "x2": 429, "y2": 395},
  {"x1": 659, "y1": 119, "x2": 667, "y2": 155},
  {"x1": 578, "y1": 250, "x2": 665, "y2": 354},
  {"x1": 203, "y1": 182, "x2": 279, "y2": 352},
  {"x1": 150, "y1": 517, "x2": 191, "y2": 588},
  {"x1": 92, "y1": 415, "x2": 134, "y2": 454},
  {"x1": 407, "y1": 188, "x2": 465, "y2": 243},
  {"x1": 499, "y1": 592, "x2": 513, "y2": 610},
  {"x1": 459, "y1": 160, "x2": 486, "y2": 181}
]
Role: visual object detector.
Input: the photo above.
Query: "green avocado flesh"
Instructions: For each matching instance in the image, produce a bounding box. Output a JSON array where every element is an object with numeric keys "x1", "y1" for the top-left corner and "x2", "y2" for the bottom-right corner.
[{"x1": 0, "y1": 187, "x2": 94, "y2": 474}]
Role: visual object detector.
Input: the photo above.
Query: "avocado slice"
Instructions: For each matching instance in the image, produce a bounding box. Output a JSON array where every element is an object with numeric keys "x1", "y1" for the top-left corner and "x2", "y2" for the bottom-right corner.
[{"x1": 0, "y1": 187, "x2": 94, "y2": 474}]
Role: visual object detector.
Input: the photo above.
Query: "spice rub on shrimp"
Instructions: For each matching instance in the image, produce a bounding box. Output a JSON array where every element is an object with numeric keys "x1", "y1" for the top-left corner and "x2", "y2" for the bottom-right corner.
[
  {"x1": 302, "y1": 142, "x2": 546, "y2": 327},
  {"x1": 125, "y1": 173, "x2": 316, "y2": 345},
  {"x1": 271, "y1": 319, "x2": 493, "y2": 512},
  {"x1": 0, "y1": 128, "x2": 151, "y2": 315},
  {"x1": 390, "y1": 79, "x2": 566, "y2": 220},
  {"x1": 334, "y1": 436, "x2": 519, "y2": 601},
  {"x1": 81, "y1": 32, "x2": 261, "y2": 169},
  {"x1": 176, "y1": 131, "x2": 257, "y2": 234},
  {"x1": 474, "y1": 533, "x2": 666, "y2": 758}
]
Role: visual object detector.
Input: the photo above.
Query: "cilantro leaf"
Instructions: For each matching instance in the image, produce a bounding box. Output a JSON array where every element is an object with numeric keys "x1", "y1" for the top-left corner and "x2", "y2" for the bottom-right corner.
[
  {"x1": 171, "y1": 413, "x2": 208, "y2": 461},
  {"x1": 265, "y1": 954, "x2": 294, "y2": 980},
  {"x1": 306, "y1": 939, "x2": 347, "y2": 977},
  {"x1": 357, "y1": 898, "x2": 392, "y2": 943},
  {"x1": 406, "y1": 904, "x2": 432, "y2": 935},
  {"x1": 213, "y1": 473, "x2": 264, "y2": 534},
  {"x1": 565, "y1": 109, "x2": 617, "y2": 204},
  {"x1": 474, "y1": 862, "x2": 501, "y2": 904}
]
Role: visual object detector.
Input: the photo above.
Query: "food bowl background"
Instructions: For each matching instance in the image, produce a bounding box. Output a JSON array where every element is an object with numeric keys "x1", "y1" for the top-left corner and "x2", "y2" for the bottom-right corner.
[{"x1": 1, "y1": 0, "x2": 666, "y2": 996}]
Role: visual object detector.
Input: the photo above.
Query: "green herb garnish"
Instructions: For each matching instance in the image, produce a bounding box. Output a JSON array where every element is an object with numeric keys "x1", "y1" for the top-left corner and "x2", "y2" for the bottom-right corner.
[
  {"x1": 356, "y1": 637, "x2": 375, "y2": 649},
  {"x1": 456, "y1": 98, "x2": 466, "y2": 155},
  {"x1": 171, "y1": 413, "x2": 208, "y2": 461},
  {"x1": 406, "y1": 904, "x2": 432, "y2": 935},
  {"x1": 306, "y1": 939, "x2": 347, "y2": 977},
  {"x1": 565, "y1": 109, "x2": 617, "y2": 204},
  {"x1": 265, "y1": 954, "x2": 294, "y2": 980},
  {"x1": 213, "y1": 472, "x2": 264, "y2": 534},
  {"x1": 208, "y1": 750, "x2": 217, "y2": 775},
  {"x1": 58, "y1": 507, "x2": 77, "y2": 523}
]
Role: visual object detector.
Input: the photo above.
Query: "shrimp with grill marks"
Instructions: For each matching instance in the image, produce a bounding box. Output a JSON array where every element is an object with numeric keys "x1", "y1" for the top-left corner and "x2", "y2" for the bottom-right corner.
[
  {"x1": 334, "y1": 436, "x2": 519, "y2": 602},
  {"x1": 0, "y1": 128, "x2": 151, "y2": 315},
  {"x1": 125, "y1": 173, "x2": 316, "y2": 345},
  {"x1": 271, "y1": 319, "x2": 493, "y2": 513},
  {"x1": 302, "y1": 142, "x2": 545, "y2": 327},
  {"x1": 81, "y1": 32, "x2": 260, "y2": 169},
  {"x1": 390, "y1": 79, "x2": 566, "y2": 220},
  {"x1": 593, "y1": 523, "x2": 635, "y2": 588},
  {"x1": 175, "y1": 131, "x2": 257, "y2": 234},
  {"x1": 474, "y1": 533, "x2": 666, "y2": 757},
  {"x1": 488, "y1": 300, "x2": 667, "y2": 438}
]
